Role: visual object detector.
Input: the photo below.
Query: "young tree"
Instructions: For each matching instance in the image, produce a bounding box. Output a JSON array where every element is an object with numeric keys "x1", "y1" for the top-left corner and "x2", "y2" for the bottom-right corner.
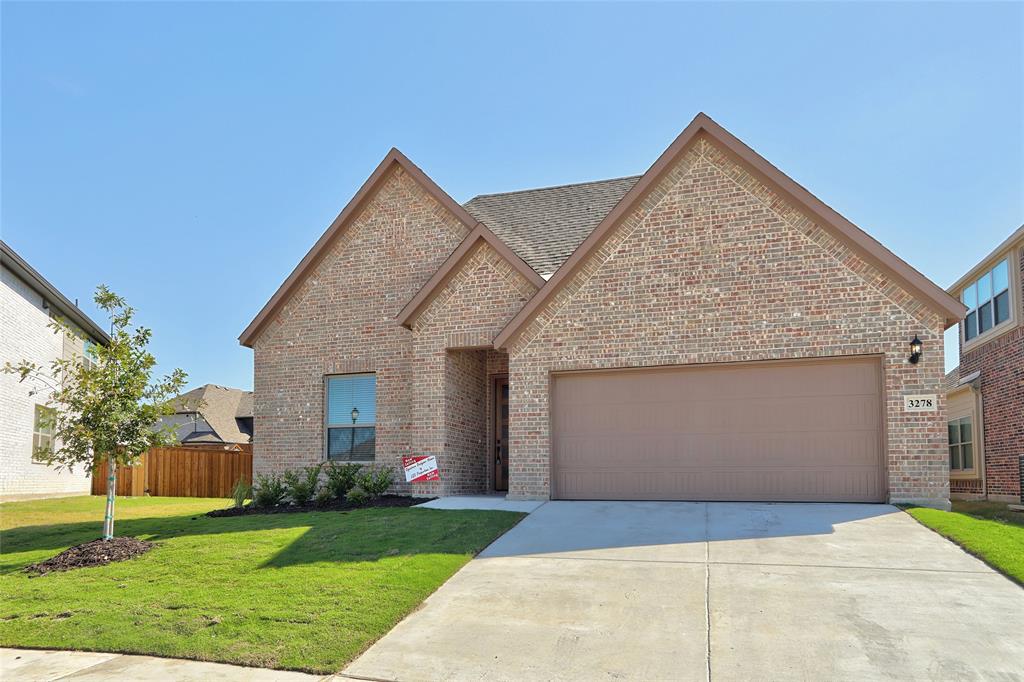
[{"x1": 4, "y1": 285, "x2": 187, "y2": 540}]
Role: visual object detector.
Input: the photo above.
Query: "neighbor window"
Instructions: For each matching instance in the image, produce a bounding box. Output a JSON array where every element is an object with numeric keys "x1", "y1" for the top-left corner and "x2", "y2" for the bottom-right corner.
[
  {"x1": 948, "y1": 416, "x2": 974, "y2": 472},
  {"x1": 961, "y1": 258, "x2": 1010, "y2": 342},
  {"x1": 32, "y1": 405, "x2": 56, "y2": 462},
  {"x1": 82, "y1": 339, "x2": 99, "y2": 370},
  {"x1": 326, "y1": 373, "x2": 376, "y2": 461}
]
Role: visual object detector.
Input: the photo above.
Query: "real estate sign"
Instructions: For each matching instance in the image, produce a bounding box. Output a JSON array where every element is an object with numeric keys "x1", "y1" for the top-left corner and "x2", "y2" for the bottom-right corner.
[{"x1": 403, "y1": 455, "x2": 440, "y2": 483}]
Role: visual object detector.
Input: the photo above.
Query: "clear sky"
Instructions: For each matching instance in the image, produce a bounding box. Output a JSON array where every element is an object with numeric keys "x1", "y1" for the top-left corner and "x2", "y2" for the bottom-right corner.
[{"x1": 3, "y1": 1, "x2": 1022, "y2": 390}]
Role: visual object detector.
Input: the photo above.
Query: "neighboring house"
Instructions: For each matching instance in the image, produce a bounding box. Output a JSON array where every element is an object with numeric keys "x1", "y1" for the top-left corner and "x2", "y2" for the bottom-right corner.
[
  {"x1": 159, "y1": 384, "x2": 254, "y2": 450},
  {"x1": 1, "y1": 240, "x2": 110, "y2": 499},
  {"x1": 240, "y1": 113, "x2": 964, "y2": 509},
  {"x1": 944, "y1": 225, "x2": 1023, "y2": 504}
]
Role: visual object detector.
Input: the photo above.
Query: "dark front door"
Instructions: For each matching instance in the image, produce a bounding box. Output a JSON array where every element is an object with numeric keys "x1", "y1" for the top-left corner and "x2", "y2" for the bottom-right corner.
[{"x1": 494, "y1": 377, "x2": 509, "y2": 491}]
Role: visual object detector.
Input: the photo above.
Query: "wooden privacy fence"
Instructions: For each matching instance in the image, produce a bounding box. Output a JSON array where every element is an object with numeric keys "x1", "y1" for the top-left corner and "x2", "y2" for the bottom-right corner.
[{"x1": 91, "y1": 445, "x2": 253, "y2": 498}]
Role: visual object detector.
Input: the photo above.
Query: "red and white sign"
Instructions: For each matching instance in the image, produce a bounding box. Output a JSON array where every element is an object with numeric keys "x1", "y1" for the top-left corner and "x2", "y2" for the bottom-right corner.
[{"x1": 403, "y1": 455, "x2": 440, "y2": 483}]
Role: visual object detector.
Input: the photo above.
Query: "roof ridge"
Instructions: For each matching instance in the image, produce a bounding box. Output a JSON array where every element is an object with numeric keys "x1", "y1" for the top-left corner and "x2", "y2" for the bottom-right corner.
[{"x1": 465, "y1": 174, "x2": 641, "y2": 202}]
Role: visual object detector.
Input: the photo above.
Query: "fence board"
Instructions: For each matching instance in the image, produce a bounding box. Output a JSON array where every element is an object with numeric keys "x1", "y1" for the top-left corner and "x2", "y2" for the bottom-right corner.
[{"x1": 91, "y1": 446, "x2": 252, "y2": 498}]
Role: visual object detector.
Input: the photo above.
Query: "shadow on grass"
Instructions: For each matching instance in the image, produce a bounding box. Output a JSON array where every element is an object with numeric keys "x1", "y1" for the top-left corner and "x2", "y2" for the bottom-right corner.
[{"x1": 0, "y1": 506, "x2": 524, "y2": 573}]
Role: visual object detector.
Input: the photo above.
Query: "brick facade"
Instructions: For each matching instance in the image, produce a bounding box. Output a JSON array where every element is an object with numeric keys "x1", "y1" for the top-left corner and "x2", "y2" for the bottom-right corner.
[
  {"x1": 1, "y1": 264, "x2": 91, "y2": 498},
  {"x1": 249, "y1": 130, "x2": 954, "y2": 508},
  {"x1": 251, "y1": 165, "x2": 471, "y2": 488},
  {"x1": 953, "y1": 243, "x2": 1023, "y2": 502},
  {"x1": 410, "y1": 241, "x2": 538, "y2": 495},
  {"x1": 506, "y1": 136, "x2": 949, "y2": 506}
]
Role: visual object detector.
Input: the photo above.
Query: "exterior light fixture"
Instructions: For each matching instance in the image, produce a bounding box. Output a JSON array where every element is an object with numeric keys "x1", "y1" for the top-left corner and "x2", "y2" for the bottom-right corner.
[
  {"x1": 908, "y1": 336, "x2": 922, "y2": 364},
  {"x1": 351, "y1": 407, "x2": 360, "y2": 425}
]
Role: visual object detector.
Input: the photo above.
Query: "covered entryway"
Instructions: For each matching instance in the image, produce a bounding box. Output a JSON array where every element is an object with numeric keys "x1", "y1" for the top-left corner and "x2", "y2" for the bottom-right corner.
[{"x1": 551, "y1": 356, "x2": 885, "y2": 502}]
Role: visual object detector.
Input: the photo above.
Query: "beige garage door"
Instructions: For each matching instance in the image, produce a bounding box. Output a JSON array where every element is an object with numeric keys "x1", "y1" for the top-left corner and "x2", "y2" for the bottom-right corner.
[{"x1": 551, "y1": 357, "x2": 885, "y2": 502}]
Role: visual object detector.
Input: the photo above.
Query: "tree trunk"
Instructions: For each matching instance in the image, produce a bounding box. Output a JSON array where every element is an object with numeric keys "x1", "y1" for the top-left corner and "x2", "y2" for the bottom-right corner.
[{"x1": 103, "y1": 456, "x2": 117, "y2": 540}]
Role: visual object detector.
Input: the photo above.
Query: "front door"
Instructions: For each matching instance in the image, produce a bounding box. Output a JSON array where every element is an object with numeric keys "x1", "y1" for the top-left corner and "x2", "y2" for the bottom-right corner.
[{"x1": 494, "y1": 377, "x2": 509, "y2": 491}]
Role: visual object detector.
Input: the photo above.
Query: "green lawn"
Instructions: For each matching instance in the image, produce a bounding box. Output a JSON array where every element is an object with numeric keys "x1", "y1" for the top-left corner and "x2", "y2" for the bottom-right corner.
[
  {"x1": 0, "y1": 495, "x2": 523, "y2": 673},
  {"x1": 903, "y1": 500, "x2": 1024, "y2": 585}
]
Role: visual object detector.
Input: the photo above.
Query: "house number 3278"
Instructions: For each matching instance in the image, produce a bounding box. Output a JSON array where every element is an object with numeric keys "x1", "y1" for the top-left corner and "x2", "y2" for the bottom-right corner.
[{"x1": 904, "y1": 395, "x2": 937, "y2": 412}]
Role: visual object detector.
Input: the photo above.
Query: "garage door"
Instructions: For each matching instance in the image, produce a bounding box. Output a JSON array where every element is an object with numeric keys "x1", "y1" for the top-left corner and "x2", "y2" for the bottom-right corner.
[{"x1": 551, "y1": 357, "x2": 884, "y2": 502}]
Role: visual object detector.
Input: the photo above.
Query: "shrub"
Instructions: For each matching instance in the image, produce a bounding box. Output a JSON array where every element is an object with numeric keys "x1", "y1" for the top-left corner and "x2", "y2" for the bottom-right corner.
[
  {"x1": 357, "y1": 468, "x2": 393, "y2": 500},
  {"x1": 345, "y1": 486, "x2": 370, "y2": 507},
  {"x1": 231, "y1": 476, "x2": 252, "y2": 508},
  {"x1": 313, "y1": 486, "x2": 334, "y2": 508},
  {"x1": 252, "y1": 473, "x2": 287, "y2": 508},
  {"x1": 324, "y1": 462, "x2": 363, "y2": 500},
  {"x1": 283, "y1": 464, "x2": 322, "y2": 507}
]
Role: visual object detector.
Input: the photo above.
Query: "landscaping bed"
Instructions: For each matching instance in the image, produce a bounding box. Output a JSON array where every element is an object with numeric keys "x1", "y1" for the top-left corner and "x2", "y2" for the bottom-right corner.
[
  {"x1": 207, "y1": 494, "x2": 431, "y2": 517},
  {"x1": 25, "y1": 537, "x2": 155, "y2": 575}
]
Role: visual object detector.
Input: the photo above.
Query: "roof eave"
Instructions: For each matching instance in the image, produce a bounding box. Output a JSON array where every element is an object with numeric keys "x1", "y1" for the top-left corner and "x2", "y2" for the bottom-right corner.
[
  {"x1": 239, "y1": 148, "x2": 479, "y2": 347},
  {"x1": 946, "y1": 224, "x2": 1024, "y2": 295},
  {"x1": 396, "y1": 223, "x2": 546, "y2": 328},
  {"x1": 0, "y1": 240, "x2": 111, "y2": 345},
  {"x1": 493, "y1": 113, "x2": 966, "y2": 349}
]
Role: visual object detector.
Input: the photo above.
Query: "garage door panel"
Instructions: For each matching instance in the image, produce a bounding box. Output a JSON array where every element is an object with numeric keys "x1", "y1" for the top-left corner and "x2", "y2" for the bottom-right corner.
[
  {"x1": 557, "y1": 394, "x2": 879, "y2": 434},
  {"x1": 551, "y1": 358, "x2": 884, "y2": 502}
]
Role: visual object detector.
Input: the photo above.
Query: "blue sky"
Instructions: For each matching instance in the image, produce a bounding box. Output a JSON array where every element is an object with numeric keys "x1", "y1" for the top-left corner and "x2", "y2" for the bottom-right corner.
[{"x1": 3, "y1": 1, "x2": 1021, "y2": 389}]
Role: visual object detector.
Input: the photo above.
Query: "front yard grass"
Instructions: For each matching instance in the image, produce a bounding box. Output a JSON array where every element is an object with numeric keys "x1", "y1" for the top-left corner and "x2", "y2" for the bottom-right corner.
[
  {"x1": 0, "y1": 495, "x2": 523, "y2": 673},
  {"x1": 903, "y1": 500, "x2": 1024, "y2": 585}
]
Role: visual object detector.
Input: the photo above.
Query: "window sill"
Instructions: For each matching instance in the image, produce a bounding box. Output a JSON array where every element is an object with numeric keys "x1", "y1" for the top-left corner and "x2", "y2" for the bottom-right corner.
[
  {"x1": 962, "y1": 317, "x2": 1019, "y2": 353},
  {"x1": 950, "y1": 471, "x2": 980, "y2": 480}
]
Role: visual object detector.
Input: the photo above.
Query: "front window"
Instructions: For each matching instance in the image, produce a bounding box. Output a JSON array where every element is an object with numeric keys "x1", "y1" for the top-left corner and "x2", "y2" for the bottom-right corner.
[
  {"x1": 948, "y1": 416, "x2": 974, "y2": 472},
  {"x1": 961, "y1": 258, "x2": 1010, "y2": 342},
  {"x1": 32, "y1": 405, "x2": 56, "y2": 462},
  {"x1": 326, "y1": 373, "x2": 376, "y2": 461}
]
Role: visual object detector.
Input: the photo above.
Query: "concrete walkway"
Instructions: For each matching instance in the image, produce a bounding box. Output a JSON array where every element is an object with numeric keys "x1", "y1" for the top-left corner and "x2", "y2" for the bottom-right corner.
[
  {"x1": 0, "y1": 648, "x2": 334, "y2": 681},
  {"x1": 415, "y1": 495, "x2": 545, "y2": 513},
  {"x1": 344, "y1": 501, "x2": 1024, "y2": 682}
]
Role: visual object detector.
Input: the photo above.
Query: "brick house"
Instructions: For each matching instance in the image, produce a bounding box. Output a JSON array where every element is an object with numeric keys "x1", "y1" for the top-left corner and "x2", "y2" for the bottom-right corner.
[
  {"x1": 1, "y1": 240, "x2": 109, "y2": 499},
  {"x1": 944, "y1": 225, "x2": 1023, "y2": 504},
  {"x1": 241, "y1": 114, "x2": 964, "y2": 509}
]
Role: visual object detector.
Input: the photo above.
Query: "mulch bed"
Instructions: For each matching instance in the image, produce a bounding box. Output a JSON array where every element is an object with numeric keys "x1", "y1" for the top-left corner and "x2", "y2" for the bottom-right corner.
[
  {"x1": 206, "y1": 494, "x2": 432, "y2": 518},
  {"x1": 26, "y1": 537, "x2": 155, "y2": 576}
]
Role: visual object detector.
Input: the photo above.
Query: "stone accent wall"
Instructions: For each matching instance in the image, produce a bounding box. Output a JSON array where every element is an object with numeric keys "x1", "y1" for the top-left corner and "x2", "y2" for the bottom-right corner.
[
  {"x1": 1, "y1": 265, "x2": 91, "y2": 497},
  {"x1": 251, "y1": 165, "x2": 471, "y2": 487},
  {"x1": 506, "y1": 134, "x2": 949, "y2": 507},
  {"x1": 958, "y1": 243, "x2": 1024, "y2": 502},
  {"x1": 410, "y1": 241, "x2": 538, "y2": 495}
]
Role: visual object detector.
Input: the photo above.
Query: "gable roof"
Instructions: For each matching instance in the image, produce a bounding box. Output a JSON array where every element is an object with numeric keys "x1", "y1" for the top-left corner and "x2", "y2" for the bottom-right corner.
[
  {"x1": 170, "y1": 384, "x2": 253, "y2": 445},
  {"x1": 239, "y1": 148, "x2": 480, "y2": 347},
  {"x1": 493, "y1": 113, "x2": 966, "y2": 350},
  {"x1": 463, "y1": 176, "x2": 641, "y2": 277},
  {"x1": 396, "y1": 222, "x2": 546, "y2": 328},
  {"x1": 1, "y1": 240, "x2": 110, "y2": 345}
]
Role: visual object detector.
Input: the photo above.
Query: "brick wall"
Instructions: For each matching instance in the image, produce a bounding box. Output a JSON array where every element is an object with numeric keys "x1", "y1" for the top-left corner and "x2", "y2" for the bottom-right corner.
[
  {"x1": 506, "y1": 134, "x2": 949, "y2": 507},
  {"x1": 410, "y1": 241, "x2": 538, "y2": 495},
  {"x1": 1, "y1": 265, "x2": 91, "y2": 497},
  {"x1": 251, "y1": 166, "x2": 471, "y2": 487},
  {"x1": 958, "y1": 243, "x2": 1024, "y2": 501}
]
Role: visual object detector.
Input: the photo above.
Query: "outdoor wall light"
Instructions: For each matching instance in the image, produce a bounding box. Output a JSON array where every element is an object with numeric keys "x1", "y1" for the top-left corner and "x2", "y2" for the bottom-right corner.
[
  {"x1": 908, "y1": 336, "x2": 923, "y2": 364},
  {"x1": 351, "y1": 407, "x2": 360, "y2": 424}
]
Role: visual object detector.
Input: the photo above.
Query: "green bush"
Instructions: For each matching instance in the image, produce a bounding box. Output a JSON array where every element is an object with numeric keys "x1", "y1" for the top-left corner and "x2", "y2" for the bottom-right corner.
[
  {"x1": 252, "y1": 473, "x2": 287, "y2": 508},
  {"x1": 231, "y1": 476, "x2": 252, "y2": 508},
  {"x1": 358, "y1": 468, "x2": 393, "y2": 500},
  {"x1": 324, "y1": 462, "x2": 363, "y2": 500},
  {"x1": 313, "y1": 486, "x2": 334, "y2": 508},
  {"x1": 283, "y1": 464, "x2": 322, "y2": 507},
  {"x1": 345, "y1": 486, "x2": 370, "y2": 507}
]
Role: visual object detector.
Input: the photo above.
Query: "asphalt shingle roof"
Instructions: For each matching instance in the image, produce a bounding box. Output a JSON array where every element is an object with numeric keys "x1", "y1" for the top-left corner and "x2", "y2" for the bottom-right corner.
[
  {"x1": 170, "y1": 384, "x2": 253, "y2": 445},
  {"x1": 463, "y1": 175, "x2": 641, "y2": 277}
]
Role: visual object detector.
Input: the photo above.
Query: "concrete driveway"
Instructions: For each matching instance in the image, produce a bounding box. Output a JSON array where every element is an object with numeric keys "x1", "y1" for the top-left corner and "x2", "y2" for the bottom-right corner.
[{"x1": 343, "y1": 501, "x2": 1024, "y2": 682}]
